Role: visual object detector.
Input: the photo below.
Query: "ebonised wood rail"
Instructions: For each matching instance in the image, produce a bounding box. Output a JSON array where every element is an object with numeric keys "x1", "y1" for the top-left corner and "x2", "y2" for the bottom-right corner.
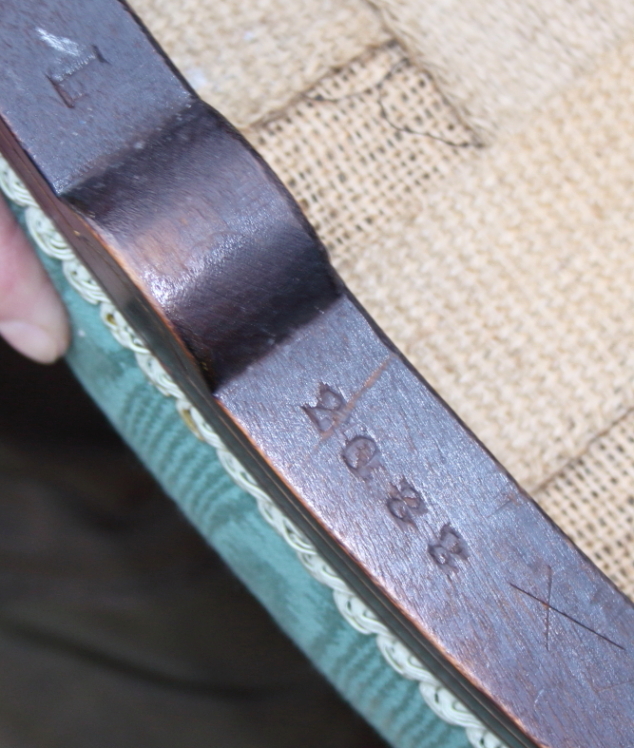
[{"x1": 1, "y1": 2, "x2": 633, "y2": 746}]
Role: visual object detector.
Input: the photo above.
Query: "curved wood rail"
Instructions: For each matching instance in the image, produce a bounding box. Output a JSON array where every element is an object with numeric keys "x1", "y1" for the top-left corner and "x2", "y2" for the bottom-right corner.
[{"x1": 0, "y1": 3, "x2": 633, "y2": 746}]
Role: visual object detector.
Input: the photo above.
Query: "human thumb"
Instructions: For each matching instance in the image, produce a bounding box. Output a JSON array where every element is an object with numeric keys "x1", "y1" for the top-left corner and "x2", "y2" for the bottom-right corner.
[{"x1": 0, "y1": 198, "x2": 69, "y2": 363}]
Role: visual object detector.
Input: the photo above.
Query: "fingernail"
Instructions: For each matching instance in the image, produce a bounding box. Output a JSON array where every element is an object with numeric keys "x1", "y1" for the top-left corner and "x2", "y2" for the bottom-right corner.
[{"x1": 0, "y1": 319, "x2": 64, "y2": 363}]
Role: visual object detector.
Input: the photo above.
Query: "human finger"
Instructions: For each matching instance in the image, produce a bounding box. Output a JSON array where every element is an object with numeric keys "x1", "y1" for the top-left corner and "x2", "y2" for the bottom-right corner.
[{"x1": 0, "y1": 198, "x2": 70, "y2": 363}]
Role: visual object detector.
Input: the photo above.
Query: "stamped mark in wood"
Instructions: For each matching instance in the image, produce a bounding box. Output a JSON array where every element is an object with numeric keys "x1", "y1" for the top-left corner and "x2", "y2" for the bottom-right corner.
[
  {"x1": 37, "y1": 28, "x2": 107, "y2": 108},
  {"x1": 342, "y1": 435, "x2": 382, "y2": 479},
  {"x1": 428, "y1": 524, "x2": 468, "y2": 571},
  {"x1": 387, "y1": 479, "x2": 427, "y2": 523},
  {"x1": 303, "y1": 385, "x2": 346, "y2": 432},
  {"x1": 304, "y1": 384, "x2": 433, "y2": 532}
]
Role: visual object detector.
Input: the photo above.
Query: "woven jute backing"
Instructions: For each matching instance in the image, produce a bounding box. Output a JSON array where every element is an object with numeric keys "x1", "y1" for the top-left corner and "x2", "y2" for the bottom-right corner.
[
  {"x1": 244, "y1": 44, "x2": 475, "y2": 256},
  {"x1": 248, "y1": 39, "x2": 634, "y2": 598},
  {"x1": 129, "y1": 0, "x2": 388, "y2": 129},
  {"x1": 249, "y1": 36, "x2": 634, "y2": 487},
  {"x1": 539, "y1": 412, "x2": 634, "y2": 599},
  {"x1": 370, "y1": 0, "x2": 634, "y2": 144},
  {"x1": 134, "y1": 4, "x2": 634, "y2": 598}
]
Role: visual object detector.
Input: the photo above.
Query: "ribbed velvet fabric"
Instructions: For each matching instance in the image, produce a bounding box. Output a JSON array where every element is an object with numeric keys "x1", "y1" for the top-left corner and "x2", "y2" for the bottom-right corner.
[{"x1": 7, "y1": 197, "x2": 468, "y2": 748}]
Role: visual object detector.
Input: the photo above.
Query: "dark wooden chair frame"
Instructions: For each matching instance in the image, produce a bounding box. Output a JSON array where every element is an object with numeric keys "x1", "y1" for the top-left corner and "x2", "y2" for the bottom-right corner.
[{"x1": 1, "y1": 3, "x2": 633, "y2": 746}]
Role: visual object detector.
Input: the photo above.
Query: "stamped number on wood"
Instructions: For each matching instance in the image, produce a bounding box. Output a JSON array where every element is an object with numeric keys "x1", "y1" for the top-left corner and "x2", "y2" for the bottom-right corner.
[{"x1": 304, "y1": 384, "x2": 467, "y2": 571}]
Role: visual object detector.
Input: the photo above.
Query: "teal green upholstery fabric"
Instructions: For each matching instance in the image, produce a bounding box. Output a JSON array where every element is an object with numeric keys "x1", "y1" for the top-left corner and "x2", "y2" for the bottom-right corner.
[{"x1": 9, "y1": 197, "x2": 469, "y2": 748}]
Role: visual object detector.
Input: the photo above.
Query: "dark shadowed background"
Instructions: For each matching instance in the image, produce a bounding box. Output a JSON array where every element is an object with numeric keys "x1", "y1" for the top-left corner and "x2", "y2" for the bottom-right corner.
[{"x1": 0, "y1": 338, "x2": 386, "y2": 748}]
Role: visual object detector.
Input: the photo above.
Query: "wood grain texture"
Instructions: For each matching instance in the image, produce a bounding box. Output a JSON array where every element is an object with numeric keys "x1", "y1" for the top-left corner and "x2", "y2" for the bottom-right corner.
[{"x1": 0, "y1": 2, "x2": 633, "y2": 747}]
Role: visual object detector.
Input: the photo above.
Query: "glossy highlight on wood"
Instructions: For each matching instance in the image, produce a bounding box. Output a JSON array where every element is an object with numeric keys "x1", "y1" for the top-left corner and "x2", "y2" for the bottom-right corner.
[{"x1": 0, "y1": 3, "x2": 633, "y2": 747}]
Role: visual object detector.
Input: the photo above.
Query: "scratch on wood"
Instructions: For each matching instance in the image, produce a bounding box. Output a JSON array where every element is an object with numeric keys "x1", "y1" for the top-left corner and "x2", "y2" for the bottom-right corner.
[
  {"x1": 593, "y1": 678, "x2": 634, "y2": 693},
  {"x1": 545, "y1": 566, "x2": 552, "y2": 651},
  {"x1": 510, "y1": 582, "x2": 625, "y2": 651},
  {"x1": 485, "y1": 497, "x2": 514, "y2": 518}
]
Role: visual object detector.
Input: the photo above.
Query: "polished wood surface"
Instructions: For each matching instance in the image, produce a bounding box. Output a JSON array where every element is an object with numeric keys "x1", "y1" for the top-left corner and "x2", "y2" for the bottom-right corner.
[{"x1": 1, "y1": 3, "x2": 633, "y2": 747}]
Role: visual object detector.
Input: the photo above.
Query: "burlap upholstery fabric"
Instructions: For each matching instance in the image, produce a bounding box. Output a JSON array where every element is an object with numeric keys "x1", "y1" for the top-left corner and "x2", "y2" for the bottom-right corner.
[
  {"x1": 539, "y1": 411, "x2": 634, "y2": 600},
  {"x1": 134, "y1": 5, "x2": 634, "y2": 602},
  {"x1": 250, "y1": 37, "x2": 634, "y2": 482},
  {"x1": 248, "y1": 39, "x2": 634, "y2": 599},
  {"x1": 129, "y1": 0, "x2": 388, "y2": 129},
  {"x1": 244, "y1": 43, "x2": 475, "y2": 256},
  {"x1": 370, "y1": 0, "x2": 634, "y2": 143}
]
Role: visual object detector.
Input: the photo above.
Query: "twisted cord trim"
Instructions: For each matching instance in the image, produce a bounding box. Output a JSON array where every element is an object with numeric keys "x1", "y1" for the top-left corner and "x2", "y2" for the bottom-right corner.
[{"x1": 0, "y1": 156, "x2": 505, "y2": 748}]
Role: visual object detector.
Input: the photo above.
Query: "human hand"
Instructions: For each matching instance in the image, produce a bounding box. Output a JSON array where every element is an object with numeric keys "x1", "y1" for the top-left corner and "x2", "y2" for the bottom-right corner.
[{"x1": 0, "y1": 197, "x2": 69, "y2": 362}]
